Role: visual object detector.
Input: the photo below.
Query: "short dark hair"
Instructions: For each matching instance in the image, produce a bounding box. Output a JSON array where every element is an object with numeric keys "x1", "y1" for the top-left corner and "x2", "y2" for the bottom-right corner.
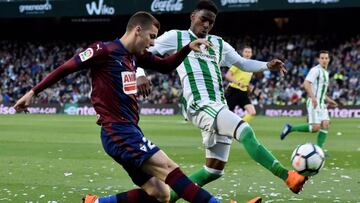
[
  {"x1": 242, "y1": 45, "x2": 252, "y2": 50},
  {"x1": 126, "y1": 11, "x2": 160, "y2": 32},
  {"x1": 319, "y1": 50, "x2": 330, "y2": 57},
  {"x1": 194, "y1": 0, "x2": 218, "y2": 14}
]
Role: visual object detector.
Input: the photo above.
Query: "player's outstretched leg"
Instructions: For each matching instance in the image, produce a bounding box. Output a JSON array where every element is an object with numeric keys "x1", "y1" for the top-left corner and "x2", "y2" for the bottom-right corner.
[
  {"x1": 142, "y1": 150, "x2": 221, "y2": 203},
  {"x1": 83, "y1": 189, "x2": 162, "y2": 203},
  {"x1": 83, "y1": 185, "x2": 220, "y2": 203},
  {"x1": 165, "y1": 167, "x2": 220, "y2": 203},
  {"x1": 280, "y1": 123, "x2": 313, "y2": 140},
  {"x1": 236, "y1": 124, "x2": 307, "y2": 193},
  {"x1": 216, "y1": 109, "x2": 307, "y2": 194},
  {"x1": 169, "y1": 166, "x2": 222, "y2": 202},
  {"x1": 280, "y1": 123, "x2": 292, "y2": 140},
  {"x1": 317, "y1": 128, "x2": 328, "y2": 148}
]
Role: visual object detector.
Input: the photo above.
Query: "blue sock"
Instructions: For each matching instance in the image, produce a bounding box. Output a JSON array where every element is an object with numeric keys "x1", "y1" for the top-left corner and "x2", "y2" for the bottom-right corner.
[
  {"x1": 208, "y1": 196, "x2": 220, "y2": 203},
  {"x1": 98, "y1": 195, "x2": 117, "y2": 203},
  {"x1": 115, "y1": 189, "x2": 161, "y2": 203}
]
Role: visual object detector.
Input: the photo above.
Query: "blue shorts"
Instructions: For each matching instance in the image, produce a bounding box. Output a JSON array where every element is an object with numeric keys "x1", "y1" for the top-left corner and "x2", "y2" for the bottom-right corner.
[{"x1": 101, "y1": 122, "x2": 160, "y2": 186}]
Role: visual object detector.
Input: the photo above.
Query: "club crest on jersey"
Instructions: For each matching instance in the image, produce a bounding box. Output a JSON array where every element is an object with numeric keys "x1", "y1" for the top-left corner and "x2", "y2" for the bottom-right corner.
[
  {"x1": 122, "y1": 71, "x2": 137, "y2": 95},
  {"x1": 79, "y1": 48, "x2": 94, "y2": 62}
]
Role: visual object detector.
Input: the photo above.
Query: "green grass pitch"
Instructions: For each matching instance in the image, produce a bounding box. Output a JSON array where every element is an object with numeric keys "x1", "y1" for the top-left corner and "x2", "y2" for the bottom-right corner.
[{"x1": 0, "y1": 115, "x2": 359, "y2": 202}]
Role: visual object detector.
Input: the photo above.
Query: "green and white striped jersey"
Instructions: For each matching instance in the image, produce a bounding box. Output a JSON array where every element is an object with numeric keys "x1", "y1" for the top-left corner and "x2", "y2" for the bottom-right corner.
[
  {"x1": 305, "y1": 64, "x2": 329, "y2": 109},
  {"x1": 148, "y1": 29, "x2": 268, "y2": 113}
]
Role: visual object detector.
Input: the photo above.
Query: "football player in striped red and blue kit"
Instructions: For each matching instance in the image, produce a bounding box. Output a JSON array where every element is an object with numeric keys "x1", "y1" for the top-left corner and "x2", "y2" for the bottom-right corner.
[{"x1": 14, "y1": 11, "x2": 221, "y2": 203}]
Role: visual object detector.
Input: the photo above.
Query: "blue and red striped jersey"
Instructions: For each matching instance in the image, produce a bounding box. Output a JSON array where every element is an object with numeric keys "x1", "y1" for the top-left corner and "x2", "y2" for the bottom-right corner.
[{"x1": 32, "y1": 39, "x2": 191, "y2": 125}]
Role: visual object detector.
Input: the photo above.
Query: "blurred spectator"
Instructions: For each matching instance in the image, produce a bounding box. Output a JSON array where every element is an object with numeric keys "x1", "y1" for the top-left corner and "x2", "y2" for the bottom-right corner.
[{"x1": 1, "y1": 34, "x2": 359, "y2": 106}]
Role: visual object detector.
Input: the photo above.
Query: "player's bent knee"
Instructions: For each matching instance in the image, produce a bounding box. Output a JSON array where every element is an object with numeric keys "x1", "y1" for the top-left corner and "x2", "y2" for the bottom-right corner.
[
  {"x1": 311, "y1": 125, "x2": 321, "y2": 132},
  {"x1": 157, "y1": 159, "x2": 179, "y2": 175},
  {"x1": 144, "y1": 150, "x2": 179, "y2": 179},
  {"x1": 321, "y1": 121, "x2": 330, "y2": 129},
  {"x1": 165, "y1": 158, "x2": 179, "y2": 171}
]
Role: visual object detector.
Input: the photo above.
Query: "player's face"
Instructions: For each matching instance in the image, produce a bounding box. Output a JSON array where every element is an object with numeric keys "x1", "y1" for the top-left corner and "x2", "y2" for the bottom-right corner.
[
  {"x1": 242, "y1": 48, "x2": 253, "y2": 59},
  {"x1": 318, "y1": 53, "x2": 330, "y2": 68},
  {"x1": 136, "y1": 24, "x2": 158, "y2": 55},
  {"x1": 190, "y1": 9, "x2": 216, "y2": 38}
]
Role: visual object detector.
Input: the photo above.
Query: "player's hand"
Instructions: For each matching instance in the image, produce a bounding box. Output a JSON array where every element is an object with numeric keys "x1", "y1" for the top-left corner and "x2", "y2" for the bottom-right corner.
[
  {"x1": 189, "y1": 39, "x2": 212, "y2": 52},
  {"x1": 266, "y1": 59, "x2": 287, "y2": 76},
  {"x1": 137, "y1": 76, "x2": 152, "y2": 98},
  {"x1": 328, "y1": 100, "x2": 338, "y2": 108},
  {"x1": 311, "y1": 98, "x2": 318, "y2": 108},
  {"x1": 236, "y1": 82, "x2": 247, "y2": 89},
  {"x1": 13, "y1": 90, "x2": 34, "y2": 113}
]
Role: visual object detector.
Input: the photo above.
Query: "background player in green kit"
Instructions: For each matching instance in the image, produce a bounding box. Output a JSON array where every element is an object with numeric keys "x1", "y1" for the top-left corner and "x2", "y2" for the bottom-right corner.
[{"x1": 280, "y1": 50, "x2": 338, "y2": 148}]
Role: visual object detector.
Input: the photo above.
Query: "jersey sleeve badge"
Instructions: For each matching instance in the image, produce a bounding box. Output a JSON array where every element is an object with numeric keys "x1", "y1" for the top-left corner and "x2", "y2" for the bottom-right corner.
[{"x1": 79, "y1": 48, "x2": 94, "y2": 62}]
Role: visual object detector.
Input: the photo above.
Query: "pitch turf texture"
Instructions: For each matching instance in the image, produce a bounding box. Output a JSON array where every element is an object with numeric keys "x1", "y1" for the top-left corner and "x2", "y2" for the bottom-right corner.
[{"x1": 1, "y1": 115, "x2": 359, "y2": 203}]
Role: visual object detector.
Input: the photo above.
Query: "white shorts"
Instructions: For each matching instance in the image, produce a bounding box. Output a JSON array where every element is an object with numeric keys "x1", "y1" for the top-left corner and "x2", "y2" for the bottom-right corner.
[
  {"x1": 307, "y1": 105, "x2": 330, "y2": 124},
  {"x1": 186, "y1": 102, "x2": 233, "y2": 147}
]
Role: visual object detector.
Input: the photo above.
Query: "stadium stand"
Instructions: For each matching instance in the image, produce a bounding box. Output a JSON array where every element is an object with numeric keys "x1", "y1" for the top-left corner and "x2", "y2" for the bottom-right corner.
[{"x1": 1, "y1": 34, "x2": 358, "y2": 106}]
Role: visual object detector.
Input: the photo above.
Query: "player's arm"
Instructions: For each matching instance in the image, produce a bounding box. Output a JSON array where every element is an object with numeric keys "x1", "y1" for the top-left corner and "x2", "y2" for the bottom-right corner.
[
  {"x1": 303, "y1": 68, "x2": 320, "y2": 108},
  {"x1": 225, "y1": 66, "x2": 246, "y2": 88},
  {"x1": 222, "y1": 41, "x2": 286, "y2": 75},
  {"x1": 136, "y1": 68, "x2": 152, "y2": 98},
  {"x1": 136, "y1": 39, "x2": 210, "y2": 73},
  {"x1": 13, "y1": 42, "x2": 106, "y2": 112},
  {"x1": 135, "y1": 30, "x2": 178, "y2": 97},
  {"x1": 304, "y1": 80, "x2": 318, "y2": 108},
  {"x1": 13, "y1": 57, "x2": 83, "y2": 112},
  {"x1": 325, "y1": 95, "x2": 338, "y2": 107},
  {"x1": 225, "y1": 67, "x2": 237, "y2": 83}
]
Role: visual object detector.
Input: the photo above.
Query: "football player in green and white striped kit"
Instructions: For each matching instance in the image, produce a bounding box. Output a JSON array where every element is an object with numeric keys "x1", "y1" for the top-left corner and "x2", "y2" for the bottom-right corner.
[
  {"x1": 280, "y1": 50, "x2": 338, "y2": 148},
  {"x1": 138, "y1": 0, "x2": 308, "y2": 201}
]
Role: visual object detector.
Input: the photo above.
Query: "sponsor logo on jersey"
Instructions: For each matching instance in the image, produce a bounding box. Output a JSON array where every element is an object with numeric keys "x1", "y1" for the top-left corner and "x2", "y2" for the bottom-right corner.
[
  {"x1": 151, "y1": 0, "x2": 183, "y2": 12},
  {"x1": 194, "y1": 52, "x2": 217, "y2": 62},
  {"x1": 79, "y1": 48, "x2": 94, "y2": 62},
  {"x1": 86, "y1": 0, "x2": 115, "y2": 16},
  {"x1": 122, "y1": 71, "x2": 137, "y2": 95}
]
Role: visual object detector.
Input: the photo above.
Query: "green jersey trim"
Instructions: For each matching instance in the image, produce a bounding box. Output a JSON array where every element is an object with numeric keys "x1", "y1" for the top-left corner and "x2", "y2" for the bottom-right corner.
[
  {"x1": 208, "y1": 36, "x2": 225, "y2": 103},
  {"x1": 319, "y1": 68, "x2": 327, "y2": 108},
  {"x1": 177, "y1": 31, "x2": 201, "y2": 102},
  {"x1": 189, "y1": 33, "x2": 216, "y2": 101}
]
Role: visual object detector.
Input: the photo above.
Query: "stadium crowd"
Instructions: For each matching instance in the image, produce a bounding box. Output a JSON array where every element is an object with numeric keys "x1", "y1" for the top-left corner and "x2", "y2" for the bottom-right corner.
[{"x1": 0, "y1": 34, "x2": 359, "y2": 106}]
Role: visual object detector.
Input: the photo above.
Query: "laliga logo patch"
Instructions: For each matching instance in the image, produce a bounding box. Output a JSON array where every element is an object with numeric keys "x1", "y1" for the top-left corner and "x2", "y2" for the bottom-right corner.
[
  {"x1": 79, "y1": 48, "x2": 94, "y2": 62},
  {"x1": 122, "y1": 71, "x2": 137, "y2": 95}
]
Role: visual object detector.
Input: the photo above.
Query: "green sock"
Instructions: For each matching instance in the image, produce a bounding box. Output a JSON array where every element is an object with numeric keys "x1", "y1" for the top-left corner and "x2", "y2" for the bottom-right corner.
[
  {"x1": 317, "y1": 129, "x2": 328, "y2": 147},
  {"x1": 239, "y1": 126, "x2": 288, "y2": 181},
  {"x1": 169, "y1": 166, "x2": 222, "y2": 202},
  {"x1": 291, "y1": 124, "x2": 311, "y2": 132}
]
